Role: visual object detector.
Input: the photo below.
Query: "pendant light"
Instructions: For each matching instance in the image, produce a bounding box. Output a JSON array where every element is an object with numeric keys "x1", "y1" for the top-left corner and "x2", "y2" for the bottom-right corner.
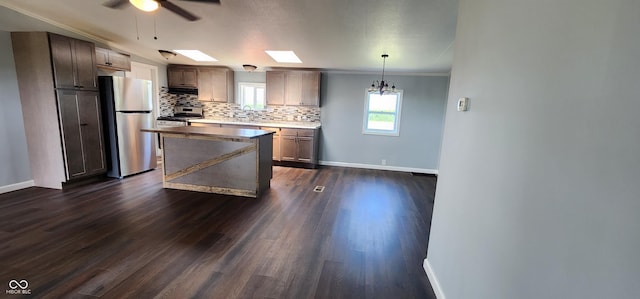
[{"x1": 368, "y1": 54, "x2": 396, "y2": 95}]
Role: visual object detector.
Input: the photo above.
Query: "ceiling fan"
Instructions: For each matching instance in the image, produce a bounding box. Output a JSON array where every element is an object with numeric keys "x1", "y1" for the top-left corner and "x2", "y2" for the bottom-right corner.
[{"x1": 103, "y1": 0, "x2": 220, "y2": 21}]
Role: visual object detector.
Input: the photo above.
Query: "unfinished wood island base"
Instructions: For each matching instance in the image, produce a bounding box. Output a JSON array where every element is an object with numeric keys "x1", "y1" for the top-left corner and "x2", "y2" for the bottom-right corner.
[{"x1": 142, "y1": 126, "x2": 274, "y2": 198}]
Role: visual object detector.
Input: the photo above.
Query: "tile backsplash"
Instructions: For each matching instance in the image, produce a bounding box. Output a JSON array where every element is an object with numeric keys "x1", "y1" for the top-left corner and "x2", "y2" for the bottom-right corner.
[{"x1": 158, "y1": 87, "x2": 320, "y2": 122}]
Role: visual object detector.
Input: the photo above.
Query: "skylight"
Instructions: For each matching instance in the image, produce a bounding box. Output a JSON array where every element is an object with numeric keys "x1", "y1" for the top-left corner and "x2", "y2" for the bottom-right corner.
[
  {"x1": 265, "y1": 51, "x2": 302, "y2": 63},
  {"x1": 174, "y1": 50, "x2": 217, "y2": 62}
]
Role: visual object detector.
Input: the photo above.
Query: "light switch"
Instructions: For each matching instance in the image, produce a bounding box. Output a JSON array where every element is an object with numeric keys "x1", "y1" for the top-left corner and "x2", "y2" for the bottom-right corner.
[{"x1": 457, "y1": 97, "x2": 469, "y2": 111}]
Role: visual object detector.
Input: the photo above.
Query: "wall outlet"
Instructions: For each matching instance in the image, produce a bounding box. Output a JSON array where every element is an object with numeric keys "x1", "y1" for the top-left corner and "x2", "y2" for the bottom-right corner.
[{"x1": 381, "y1": 159, "x2": 387, "y2": 165}]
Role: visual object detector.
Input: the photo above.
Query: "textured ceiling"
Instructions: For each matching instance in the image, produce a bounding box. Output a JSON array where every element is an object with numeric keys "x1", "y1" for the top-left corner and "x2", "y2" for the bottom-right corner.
[{"x1": 0, "y1": 0, "x2": 458, "y2": 73}]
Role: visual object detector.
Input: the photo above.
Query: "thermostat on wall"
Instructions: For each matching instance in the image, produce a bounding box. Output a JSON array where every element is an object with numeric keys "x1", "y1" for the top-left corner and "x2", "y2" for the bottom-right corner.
[{"x1": 457, "y1": 97, "x2": 469, "y2": 111}]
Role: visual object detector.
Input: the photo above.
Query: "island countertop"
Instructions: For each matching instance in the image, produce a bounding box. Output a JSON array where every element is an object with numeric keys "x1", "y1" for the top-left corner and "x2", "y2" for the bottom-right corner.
[{"x1": 142, "y1": 126, "x2": 275, "y2": 140}]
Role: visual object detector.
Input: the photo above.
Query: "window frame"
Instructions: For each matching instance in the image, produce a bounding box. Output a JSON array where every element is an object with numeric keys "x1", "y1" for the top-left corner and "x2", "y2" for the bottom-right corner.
[
  {"x1": 362, "y1": 89, "x2": 403, "y2": 136},
  {"x1": 237, "y1": 82, "x2": 267, "y2": 110}
]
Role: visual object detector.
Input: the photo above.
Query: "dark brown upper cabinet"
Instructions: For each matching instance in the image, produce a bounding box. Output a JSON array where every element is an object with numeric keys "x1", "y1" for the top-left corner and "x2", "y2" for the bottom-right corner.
[{"x1": 49, "y1": 33, "x2": 97, "y2": 90}]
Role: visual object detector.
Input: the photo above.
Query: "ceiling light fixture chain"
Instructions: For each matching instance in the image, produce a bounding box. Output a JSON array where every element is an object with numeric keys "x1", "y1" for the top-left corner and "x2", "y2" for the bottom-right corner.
[
  {"x1": 153, "y1": 15, "x2": 158, "y2": 40},
  {"x1": 368, "y1": 54, "x2": 397, "y2": 95},
  {"x1": 135, "y1": 14, "x2": 140, "y2": 40}
]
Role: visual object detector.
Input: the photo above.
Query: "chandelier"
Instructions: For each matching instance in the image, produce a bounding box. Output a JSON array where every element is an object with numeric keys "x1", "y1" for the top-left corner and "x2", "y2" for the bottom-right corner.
[{"x1": 368, "y1": 54, "x2": 396, "y2": 95}]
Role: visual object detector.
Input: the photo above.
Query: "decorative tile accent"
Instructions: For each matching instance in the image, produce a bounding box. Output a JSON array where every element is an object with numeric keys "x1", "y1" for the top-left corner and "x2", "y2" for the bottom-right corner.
[{"x1": 158, "y1": 88, "x2": 321, "y2": 123}]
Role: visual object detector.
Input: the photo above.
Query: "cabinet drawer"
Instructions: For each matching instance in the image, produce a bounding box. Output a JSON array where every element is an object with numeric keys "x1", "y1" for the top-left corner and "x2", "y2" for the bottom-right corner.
[
  {"x1": 298, "y1": 129, "x2": 316, "y2": 137},
  {"x1": 281, "y1": 128, "x2": 315, "y2": 137},
  {"x1": 281, "y1": 128, "x2": 298, "y2": 136}
]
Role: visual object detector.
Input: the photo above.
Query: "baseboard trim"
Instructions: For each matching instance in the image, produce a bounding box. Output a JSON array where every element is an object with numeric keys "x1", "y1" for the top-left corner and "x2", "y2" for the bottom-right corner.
[
  {"x1": 318, "y1": 160, "x2": 438, "y2": 175},
  {"x1": 0, "y1": 180, "x2": 35, "y2": 194},
  {"x1": 424, "y1": 258, "x2": 446, "y2": 299}
]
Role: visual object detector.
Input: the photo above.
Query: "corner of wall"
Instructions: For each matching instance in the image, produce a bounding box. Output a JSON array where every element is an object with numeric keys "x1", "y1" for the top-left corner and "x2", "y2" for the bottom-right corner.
[{"x1": 423, "y1": 258, "x2": 446, "y2": 299}]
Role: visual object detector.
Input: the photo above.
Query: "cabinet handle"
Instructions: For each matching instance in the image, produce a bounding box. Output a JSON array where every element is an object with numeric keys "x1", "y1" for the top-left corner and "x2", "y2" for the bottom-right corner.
[
  {"x1": 74, "y1": 85, "x2": 84, "y2": 88},
  {"x1": 80, "y1": 123, "x2": 88, "y2": 126}
]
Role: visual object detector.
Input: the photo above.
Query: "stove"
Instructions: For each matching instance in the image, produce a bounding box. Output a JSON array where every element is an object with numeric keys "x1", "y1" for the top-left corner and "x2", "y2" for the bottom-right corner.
[{"x1": 156, "y1": 106, "x2": 203, "y2": 128}]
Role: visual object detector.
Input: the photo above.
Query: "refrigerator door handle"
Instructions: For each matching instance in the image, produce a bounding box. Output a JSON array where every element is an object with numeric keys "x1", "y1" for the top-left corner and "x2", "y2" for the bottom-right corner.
[{"x1": 117, "y1": 110, "x2": 152, "y2": 114}]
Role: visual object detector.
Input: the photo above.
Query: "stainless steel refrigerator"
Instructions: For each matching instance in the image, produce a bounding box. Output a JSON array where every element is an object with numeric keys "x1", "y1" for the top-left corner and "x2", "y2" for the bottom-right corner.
[{"x1": 99, "y1": 76, "x2": 157, "y2": 178}]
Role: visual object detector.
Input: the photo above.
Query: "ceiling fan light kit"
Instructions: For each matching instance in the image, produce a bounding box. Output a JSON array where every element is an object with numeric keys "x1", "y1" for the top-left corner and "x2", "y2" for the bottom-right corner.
[
  {"x1": 129, "y1": 0, "x2": 159, "y2": 12},
  {"x1": 368, "y1": 54, "x2": 397, "y2": 95},
  {"x1": 104, "y1": 0, "x2": 221, "y2": 22}
]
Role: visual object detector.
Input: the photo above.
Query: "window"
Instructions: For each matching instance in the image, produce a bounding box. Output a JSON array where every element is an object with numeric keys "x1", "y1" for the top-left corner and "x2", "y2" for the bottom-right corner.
[
  {"x1": 363, "y1": 90, "x2": 403, "y2": 136},
  {"x1": 238, "y1": 82, "x2": 266, "y2": 110}
]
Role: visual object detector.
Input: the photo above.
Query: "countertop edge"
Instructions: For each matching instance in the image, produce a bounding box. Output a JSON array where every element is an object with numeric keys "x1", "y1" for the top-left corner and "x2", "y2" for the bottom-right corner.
[{"x1": 188, "y1": 119, "x2": 322, "y2": 129}]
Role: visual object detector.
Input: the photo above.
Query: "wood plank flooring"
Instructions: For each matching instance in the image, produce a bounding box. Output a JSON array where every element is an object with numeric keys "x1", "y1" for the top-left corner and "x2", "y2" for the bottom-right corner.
[{"x1": 0, "y1": 166, "x2": 437, "y2": 299}]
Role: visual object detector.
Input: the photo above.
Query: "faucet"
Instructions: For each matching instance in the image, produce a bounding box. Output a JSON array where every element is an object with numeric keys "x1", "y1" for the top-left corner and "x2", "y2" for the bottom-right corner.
[{"x1": 242, "y1": 105, "x2": 254, "y2": 121}]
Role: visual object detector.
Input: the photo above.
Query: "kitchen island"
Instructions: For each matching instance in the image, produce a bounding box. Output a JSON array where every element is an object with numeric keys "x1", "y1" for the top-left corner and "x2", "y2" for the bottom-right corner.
[{"x1": 141, "y1": 126, "x2": 274, "y2": 198}]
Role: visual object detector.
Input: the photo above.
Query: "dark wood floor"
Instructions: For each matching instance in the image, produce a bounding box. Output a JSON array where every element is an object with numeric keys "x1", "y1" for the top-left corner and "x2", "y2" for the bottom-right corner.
[{"x1": 0, "y1": 166, "x2": 437, "y2": 299}]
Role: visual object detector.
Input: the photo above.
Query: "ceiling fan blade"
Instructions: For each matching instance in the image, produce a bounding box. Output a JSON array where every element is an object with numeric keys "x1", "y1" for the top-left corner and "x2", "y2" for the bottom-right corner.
[
  {"x1": 159, "y1": 0, "x2": 201, "y2": 21},
  {"x1": 103, "y1": 0, "x2": 130, "y2": 9},
  {"x1": 180, "y1": 0, "x2": 221, "y2": 4}
]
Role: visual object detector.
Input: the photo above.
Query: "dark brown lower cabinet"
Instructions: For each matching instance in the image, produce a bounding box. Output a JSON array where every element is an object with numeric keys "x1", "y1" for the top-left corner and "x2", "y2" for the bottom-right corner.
[
  {"x1": 280, "y1": 128, "x2": 318, "y2": 165},
  {"x1": 57, "y1": 90, "x2": 106, "y2": 179},
  {"x1": 281, "y1": 135, "x2": 297, "y2": 161}
]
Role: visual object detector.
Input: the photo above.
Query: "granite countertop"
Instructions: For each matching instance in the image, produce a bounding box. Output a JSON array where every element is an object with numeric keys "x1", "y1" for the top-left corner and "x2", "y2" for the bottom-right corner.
[
  {"x1": 141, "y1": 126, "x2": 275, "y2": 140},
  {"x1": 188, "y1": 118, "x2": 322, "y2": 129}
]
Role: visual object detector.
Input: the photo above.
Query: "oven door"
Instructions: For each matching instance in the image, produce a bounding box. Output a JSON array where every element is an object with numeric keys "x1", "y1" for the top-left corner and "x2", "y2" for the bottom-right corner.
[{"x1": 156, "y1": 120, "x2": 188, "y2": 128}]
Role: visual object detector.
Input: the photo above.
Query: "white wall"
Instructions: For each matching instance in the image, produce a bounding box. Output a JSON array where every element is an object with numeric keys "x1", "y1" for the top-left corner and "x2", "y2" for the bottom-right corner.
[
  {"x1": 229, "y1": 71, "x2": 450, "y2": 172},
  {"x1": 427, "y1": 1, "x2": 640, "y2": 298},
  {"x1": 320, "y1": 73, "x2": 448, "y2": 172},
  {"x1": 0, "y1": 30, "x2": 31, "y2": 188}
]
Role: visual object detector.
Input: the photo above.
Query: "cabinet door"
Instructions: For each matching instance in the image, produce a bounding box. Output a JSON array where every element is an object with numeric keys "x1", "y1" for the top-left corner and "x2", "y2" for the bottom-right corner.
[
  {"x1": 266, "y1": 71, "x2": 285, "y2": 105},
  {"x1": 272, "y1": 134, "x2": 281, "y2": 161},
  {"x1": 182, "y1": 69, "x2": 198, "y2": 87},
  {"x1": 73, "y1": 39, "x2": 97, "y2": 90},
  {"x1": 57, "y1": 90, "x2": 105, "y2": 179},
  {"x1": 280, "y1": 136, "x2": 297, "y2": 161},
  {"x1": 57, "y1": 90, "x2": 86, "y2": 178},
  {"x1": 50, "y1": 34, "x2": 96, "y2": 90},
  {"x1": 107, "y1": 51, "x2": 131, "y2": 71},
  {"x1": 95, "y1": 47, "x2": 109, "y2": 67},
  {"x1": 49, "y1": 34, "x2": 76, "y2": 89},
  {"x1": 297, "y1": 137, "x2": 314, "y2": 163},
  {"x1": 301, "y1": 72, "x2": 320, "y2": 106},
  {"x1": 168, "y1": 67, "x2": 198, "y2": 88},
  {"x1": 197, "y1": 69, "x2": 214, "y2": 101},
  {"x1": 210, "y1": 69, "x2": 228, "y2": 102},
  {"x1": 285, "y1": 71, "x2": 303, "y2": 106},
  {"x1": 77, "y1": 91, "x2": 106, "y2": 174}
]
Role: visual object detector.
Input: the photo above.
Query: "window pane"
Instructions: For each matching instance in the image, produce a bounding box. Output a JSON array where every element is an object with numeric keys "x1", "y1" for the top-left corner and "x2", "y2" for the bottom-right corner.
[
  {"x1": 241, "y1": 85, "x2": 255, "y2": 107},
  {"x1": 369, "y1": 94, "x2": 398, "y2": 113},
  {"x1": 256, "y1": 87, "x2": 265, "y2": 108},
  {"x1": 363, "y1": 90, "x2": 402, "y2": 136},
  {"x1": 367, "y1": 113, "x2": 396, "y2": 130},
  {"x1": 238, "y1": 83, "x2": 267, "y2": 110}
]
